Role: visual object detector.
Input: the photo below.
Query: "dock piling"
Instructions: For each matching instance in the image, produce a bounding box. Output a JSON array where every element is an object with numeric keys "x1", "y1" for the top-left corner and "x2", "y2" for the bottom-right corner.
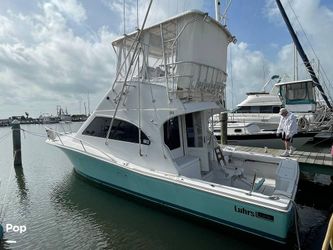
[
  {"x1": 220, "y1": 112, "x2": 228, "y2": 145},
  {"x1": 12, "y1": 120, "x2": 22, "y2": 167}
]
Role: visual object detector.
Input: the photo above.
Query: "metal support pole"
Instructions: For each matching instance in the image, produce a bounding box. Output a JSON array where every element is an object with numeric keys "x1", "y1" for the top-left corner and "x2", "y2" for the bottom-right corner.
[{"x1": 12, "y1": 120, "x2": 22, "y2": 167}]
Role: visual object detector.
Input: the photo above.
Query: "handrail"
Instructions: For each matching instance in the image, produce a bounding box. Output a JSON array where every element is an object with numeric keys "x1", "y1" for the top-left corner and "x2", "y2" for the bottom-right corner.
[
  {"x1": 164, "y1": 60, "x2": 227, "y2": 78},
  {"x1": 322, "y1": 213, "x2": 333, "y2": 250},
  {"x1": 46, "y1": 128, "x2": 117, "y2": 163}
]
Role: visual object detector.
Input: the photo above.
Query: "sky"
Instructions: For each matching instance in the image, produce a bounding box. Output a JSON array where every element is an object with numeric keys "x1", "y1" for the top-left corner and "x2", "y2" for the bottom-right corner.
[{"x1": 0, "y1": 0, "x2": 332, "y2": 118}]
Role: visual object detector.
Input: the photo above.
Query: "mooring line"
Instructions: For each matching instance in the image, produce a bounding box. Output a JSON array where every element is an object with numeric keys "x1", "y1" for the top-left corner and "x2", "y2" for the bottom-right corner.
[
  {"x1": 0, "y1": 160, "x2": 14, "y2": 224},
  {"x1": 19, "y1": 128, "x2": 47, "y2": 138}
]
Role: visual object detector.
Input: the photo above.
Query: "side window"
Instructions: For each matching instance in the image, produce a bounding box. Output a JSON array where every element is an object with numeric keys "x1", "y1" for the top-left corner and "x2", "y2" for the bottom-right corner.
[
  {"x1": 82, "y1": 117, "x2": 110, "y2": 137},
  {"x1": 237, "y1": 106, "x2": 250, "y2": 113},
  {"x1": 83, "y1": 117, "x2": 150, "y2": 145},
  {"x1": 260, "y1": 106, "x2": 272, "y2": 113},
  {"x1": 272, "y1": 106, "x2": 281, "y2": 113}
]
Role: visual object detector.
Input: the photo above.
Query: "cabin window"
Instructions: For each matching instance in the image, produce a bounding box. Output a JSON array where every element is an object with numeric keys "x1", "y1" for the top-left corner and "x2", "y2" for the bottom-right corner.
[
  {"x1": 164, "y1": 117, "x2": 181, "y2": 150},
  {"x1": 250, "y1": 106, "x2": 260, "y2": 113},
  {"x1": 235, "y1": 105, "x2": 281, "y2": 113},
  {"x1": 272, "y1": 106, "x2": 280, "y2": 113},
  {"x1": 83, "y1": 117, "x2": 150, "y2": 145},
  {"x1": 286, "y1": 83, "x2": 308, "y2": 100},
  {"x1": 234, "y1": 106, "x2": 250, "y2": 113},
  {"x1": 280, "y1": 81, "x2": 315, "y2": 104},
  {"x1": 185, "y1": 113, "x2": 203, "y2": 147}
]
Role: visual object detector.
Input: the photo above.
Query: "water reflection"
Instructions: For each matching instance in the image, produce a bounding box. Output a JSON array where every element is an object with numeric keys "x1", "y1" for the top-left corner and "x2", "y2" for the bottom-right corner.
[
  {"x1": 14, "y1": 166, "x2": 29, "y2": 202},
  {"x1": 297, "y1": 176, "x2": 333, "y2": 210}
]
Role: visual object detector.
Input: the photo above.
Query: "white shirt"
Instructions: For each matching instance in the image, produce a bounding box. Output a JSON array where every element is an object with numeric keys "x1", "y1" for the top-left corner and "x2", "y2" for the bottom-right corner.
[{"x1": 276, "y1": 112, "x2": 298, "y2": 137}]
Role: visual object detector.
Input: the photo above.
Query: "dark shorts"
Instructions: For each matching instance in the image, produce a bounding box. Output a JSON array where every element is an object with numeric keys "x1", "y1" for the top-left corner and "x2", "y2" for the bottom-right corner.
[{"x1": 281, "y1": 133, "x2": 293, "y2": 142}]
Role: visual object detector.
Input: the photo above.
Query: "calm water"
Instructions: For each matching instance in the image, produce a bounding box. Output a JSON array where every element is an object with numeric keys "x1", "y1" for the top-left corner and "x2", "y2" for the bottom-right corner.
[{"x1": 0, "y1": 124, "x2": 332, "y2": 250}]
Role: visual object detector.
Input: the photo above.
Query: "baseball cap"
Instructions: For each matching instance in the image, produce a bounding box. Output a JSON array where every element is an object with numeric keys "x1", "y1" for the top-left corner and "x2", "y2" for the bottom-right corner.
[{"x1": 279, "y1": 108, "x2": 288, "y2": 115}]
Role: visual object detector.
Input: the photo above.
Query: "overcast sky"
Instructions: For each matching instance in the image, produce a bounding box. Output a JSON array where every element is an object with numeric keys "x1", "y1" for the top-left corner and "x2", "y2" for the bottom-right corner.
[{"x1": 0, "y1": 0, "x2": 332, "y2": 118}]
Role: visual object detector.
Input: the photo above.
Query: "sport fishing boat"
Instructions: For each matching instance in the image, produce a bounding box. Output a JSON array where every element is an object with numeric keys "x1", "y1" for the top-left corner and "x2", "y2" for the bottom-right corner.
[{"x1": 46, "y1": 7, "x2": 299, "y2": 243}]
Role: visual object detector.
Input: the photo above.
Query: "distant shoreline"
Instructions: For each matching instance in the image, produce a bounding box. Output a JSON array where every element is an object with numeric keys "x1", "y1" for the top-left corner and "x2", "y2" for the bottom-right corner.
[{"x1": 0, "y1": 114, "x2": 88, "y2": 127}]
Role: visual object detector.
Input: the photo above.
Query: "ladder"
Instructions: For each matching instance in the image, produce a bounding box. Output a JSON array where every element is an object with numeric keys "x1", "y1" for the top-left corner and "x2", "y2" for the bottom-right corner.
[{"x1": 214, "y1": 146, "x2": 226, "y2": 166}]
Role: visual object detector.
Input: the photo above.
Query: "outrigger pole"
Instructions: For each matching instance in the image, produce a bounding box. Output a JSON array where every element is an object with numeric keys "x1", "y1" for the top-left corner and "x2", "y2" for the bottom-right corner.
[{"x1": 275, "y1": 0, "x2": 333, "y2": 110}]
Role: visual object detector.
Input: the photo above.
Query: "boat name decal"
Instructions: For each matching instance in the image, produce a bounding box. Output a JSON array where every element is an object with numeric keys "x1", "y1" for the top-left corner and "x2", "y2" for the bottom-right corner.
[{"x1": 234, "y1": 205, "x2": 274, "y2": 222}]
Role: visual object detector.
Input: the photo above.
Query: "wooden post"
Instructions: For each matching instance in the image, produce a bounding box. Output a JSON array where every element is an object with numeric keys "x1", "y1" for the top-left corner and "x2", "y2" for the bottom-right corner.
[
  {"x1": 220, "y1": 112, "x2": 228, "y2": 145},
  {"x1": 12, "y1": 120, "x2": 22, "y2": 167},
  {"x1": 0, "y1": 223, "x2": 3, "y2": 240}
]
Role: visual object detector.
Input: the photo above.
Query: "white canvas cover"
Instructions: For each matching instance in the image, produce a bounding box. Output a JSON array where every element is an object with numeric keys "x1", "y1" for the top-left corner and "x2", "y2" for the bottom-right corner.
[{"x1": 176, "y1": 14, "x2": 229, "y2": 75}]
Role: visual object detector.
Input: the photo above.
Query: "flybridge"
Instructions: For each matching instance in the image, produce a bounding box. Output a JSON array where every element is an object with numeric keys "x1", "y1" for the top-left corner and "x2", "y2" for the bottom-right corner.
[{"x1": 111, "y1": 10, "x2": 235, "y2": 104}]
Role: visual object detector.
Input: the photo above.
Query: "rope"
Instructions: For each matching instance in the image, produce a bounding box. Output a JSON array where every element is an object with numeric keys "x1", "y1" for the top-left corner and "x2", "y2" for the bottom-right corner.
[
  {"x1": 291, "y1": 199, "x2": 301, "y2": 250},
  {"x1": 20, "y1": 128, "x2": 47, "y2": 138},
  {"x1": 0, "y1": 160, "x2": 14, "y2": 224}
]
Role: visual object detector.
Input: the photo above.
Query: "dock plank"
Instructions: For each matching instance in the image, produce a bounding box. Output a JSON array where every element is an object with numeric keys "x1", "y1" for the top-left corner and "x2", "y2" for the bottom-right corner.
[
  {"x1": 323, "y1": 154, "x2": 333, "y2": 167},
  {"x1": 229, "y1": 145, "x2": 332, "y2": 168},
  {"x1": 268, "y1": 149, "x2": 282, "y2": 156},
  {"x1": 291, "y1": 150, "x2": 303, "y2": 161},
  {"x1": 314, "y1": 153, "x2": 326, "y2": 166},
  {"x1": 227, "y1": 145, "x2": 333, "y2": 175},
  {"x1": 298, "y1": 151, "x2": 311, "y2": 164},
  {"x1": 306, "y1": 152, "x2": 318, "y2": 165}
]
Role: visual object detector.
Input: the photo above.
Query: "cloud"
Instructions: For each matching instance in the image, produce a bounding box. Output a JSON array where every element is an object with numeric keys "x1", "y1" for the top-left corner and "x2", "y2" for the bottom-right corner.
[
  {"x1": 0, "y1": 1, "x2": 117, "y2": 117},
  {"x1": 226, "y1": 42, "x2": 269, "y2": 107},
  {"x1": 0, "y1": 0, "x2": 206, "y2": 117},
  {"x1": 50, "y1": 0, "x2": 87, "y2": 23},
  {"x1": 102, "y1": 0, "x2": 205, "y2": 33}
]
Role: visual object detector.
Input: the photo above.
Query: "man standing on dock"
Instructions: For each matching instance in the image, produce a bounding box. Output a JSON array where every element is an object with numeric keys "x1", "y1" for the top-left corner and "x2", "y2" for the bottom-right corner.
[{"x1": 276, "y1": 108, "x2": 298, "y2": 157}]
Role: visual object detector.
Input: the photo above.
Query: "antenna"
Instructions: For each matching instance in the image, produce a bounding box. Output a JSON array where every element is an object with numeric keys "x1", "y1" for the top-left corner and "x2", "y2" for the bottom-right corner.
[
  {"x1": 215, "y1": 0, "x2": 221, "y2": 21},
  {"x1": 123, "y1": 0, "x2": 126, "y2": 34},
  {"x1": 136, "y1": 0, "x2": 139, "y2": 29},
  {"x1": 221, "y1": 0, "x2": 233, "y2": 26},
  {"x1": 87, "y1": 91, "x2": 91, "y2": 115}
]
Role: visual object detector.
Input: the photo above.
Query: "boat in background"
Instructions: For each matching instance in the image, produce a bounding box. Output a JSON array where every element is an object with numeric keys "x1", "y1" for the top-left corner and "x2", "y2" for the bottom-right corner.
[
  {"x1": 223, "y1": 122, "x2": 315, "y2": 148},
  {"x1": 213, "y1": 0, "x2": 333, "y2": 148},
  {"x1": 39, "y1": 113, "x2": 59, "y2": 124},
  {"x1": 47, "y1": 7, "x2": 299, "y2": 243}
]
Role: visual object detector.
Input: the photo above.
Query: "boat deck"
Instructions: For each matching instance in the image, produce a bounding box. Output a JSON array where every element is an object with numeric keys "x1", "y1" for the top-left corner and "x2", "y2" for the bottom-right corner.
[{"x1": 225, "y1": 145, "x2": 333, "y2": 175}]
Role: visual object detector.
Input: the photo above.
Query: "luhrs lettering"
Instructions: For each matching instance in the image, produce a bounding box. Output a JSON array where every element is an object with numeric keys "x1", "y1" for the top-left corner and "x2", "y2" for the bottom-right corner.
[{"x1": 234, "y1": 205, "x2": 275, "y2": 222}]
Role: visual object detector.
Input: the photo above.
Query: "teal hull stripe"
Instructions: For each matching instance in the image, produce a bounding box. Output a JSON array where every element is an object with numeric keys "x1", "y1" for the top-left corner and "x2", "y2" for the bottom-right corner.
[{"x1": 75, "y1": 168, "x2": 286, "y2": 243}]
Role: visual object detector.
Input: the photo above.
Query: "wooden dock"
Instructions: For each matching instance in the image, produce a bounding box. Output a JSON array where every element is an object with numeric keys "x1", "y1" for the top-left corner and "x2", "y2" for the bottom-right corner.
[{"x1": 230, "y1": 145, "x2": 333, "y2": 175}]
